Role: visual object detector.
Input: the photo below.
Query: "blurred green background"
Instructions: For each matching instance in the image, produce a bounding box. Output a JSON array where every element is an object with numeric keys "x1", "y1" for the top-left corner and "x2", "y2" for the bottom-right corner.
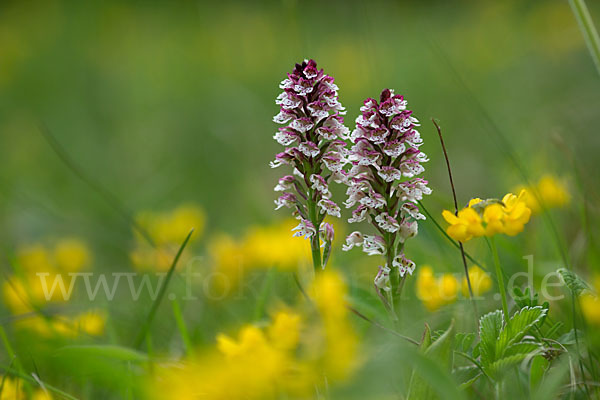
[
  {"x1": 1, "y1": 0, "x2": 598, "y2": 239},
  {"x1": 1, "y1": 0, "x2": 600, "y2": 398}
]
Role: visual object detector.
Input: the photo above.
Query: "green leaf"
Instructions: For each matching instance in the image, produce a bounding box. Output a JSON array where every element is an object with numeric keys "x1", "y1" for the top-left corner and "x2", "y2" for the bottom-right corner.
[
  {"x1": 557, "y1": 268, "x2": 590, "y2": 296},
  {"x1": 420, "y1": 324, "x2": 432, "y2": 350},
  {"x1": 54, "y1": 345, "x2": 149, "y2": 362},
  {"x1": 407, "y1": 321, "x2": 455, "y2": 400},
  {"x1": 496, "y1": 306, "x2": 546, "y2": 358},
  {"x1": 503, "y1": 342, "x2": 541, "y2": 357},
  {"x1": 557, "y1": 329, "x2": 584, "y2": 346},
  {"x1": 529, "y1": 355, "x2": 549, "y2": 393},
  {"x1": 487, "y1": 353, "x2": 529, "y2": 377},
  {"x1": 478, "y1": 310, "x2": 503, "y2": 365}
]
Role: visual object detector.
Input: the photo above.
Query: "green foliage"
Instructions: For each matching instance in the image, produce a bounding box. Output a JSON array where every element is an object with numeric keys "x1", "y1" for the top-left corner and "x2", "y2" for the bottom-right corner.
[
  {"x1": 557, "y1": 268, "x2": 591, "y2": 296},
  {"x1": 477, "y1": 306, "x2": 546, "y2": 380},
  {"x1": 407, "y1": 321, "x2": 456, "y2": 400}
]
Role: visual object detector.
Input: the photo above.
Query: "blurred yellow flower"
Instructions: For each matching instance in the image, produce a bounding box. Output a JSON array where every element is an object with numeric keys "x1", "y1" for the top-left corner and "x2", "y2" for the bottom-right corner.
[
  {"x1": 461, "y1": 266, "x2": 492, "y2": 297},
  {"x1": 515, "y1": 175, "x2": 570, "y2": 214},
  {"x1": 580, "y1": 293, "x2": 600, "y2": 326},
  {"x1": 210, "y1": 219, "x2": 331, "y2": 295},
  {"x1": 310, "y1": 270, "x2": 359, "y2": 381},
  {"x1": 32, "y1": 390, "x2": 52, "y2": 400},
  {"x1": 3, "y1": 238, "x2": 93, "y2": 314},
  {"x1": 0, "y1": 377, "x2": 24, "y2": 399},
  {"x1": 416, "y1": 266, "x2": 459, "y2": 312},
  {"x1": 152, "y1": 270, "x2": 358, "y2": 399},
  {"x1": 53, "y1": 238, "x2": 90, "y2": 273},
  {"x1": 16, "y1": 244, "x2": 53, "y2": 273},
  {"x1": 443, "y1": 190, "x2": 531, "y2": 241},
  {"x1": 580, "y1": 275, "x2": 600, "y2": 326},
  {"x1": 131, "y1": 204, "x2": 205, "y2": 271}
]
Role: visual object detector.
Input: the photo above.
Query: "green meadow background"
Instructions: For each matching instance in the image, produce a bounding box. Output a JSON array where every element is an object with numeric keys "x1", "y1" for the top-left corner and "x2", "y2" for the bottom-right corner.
[{"x1": 0, "y1": 0, "x2": 599, "y2": 398}]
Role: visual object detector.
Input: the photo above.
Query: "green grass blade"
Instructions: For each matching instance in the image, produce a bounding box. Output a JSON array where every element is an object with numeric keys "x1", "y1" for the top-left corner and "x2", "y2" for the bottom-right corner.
[
  {"x1": 171, "y1": 298, "x2": 192, "y2": 353},
  {"x1": 569, "y1": 0, "x2": 600, "y2": 76},
  {"x1": 134, "y1": 228, "x2": 194, "y2": 348}
]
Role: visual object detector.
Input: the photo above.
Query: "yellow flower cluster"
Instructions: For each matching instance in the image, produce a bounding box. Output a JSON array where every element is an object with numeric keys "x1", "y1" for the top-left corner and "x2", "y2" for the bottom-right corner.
[
  {"x1": 2, "y1": 239, "x2": 105, "y2": 338},
  {"x1": 209, "y1": 219, "x2": 342, "y2": 292},
  {"x1": 130, "y1": 204, "x2": 205, "y2": 271},
  {"x1": 3, "y1": 238, "x2": 91, "y2": 314},
  {"x1": 0, "y1": 376, "x2": 52, "y2": 400},
  {"x1": 152, "y1": 270, "x2": 359, "y2": 399},
  {"x1": 416, "y1": 265, "x2": 492, "y2": 312},
  {"x1": 442, "y1": 190, "x2": 532, "y2": 242},
  {"x1": 514, "y1": 175, "x2": 570, "y2": 213}
]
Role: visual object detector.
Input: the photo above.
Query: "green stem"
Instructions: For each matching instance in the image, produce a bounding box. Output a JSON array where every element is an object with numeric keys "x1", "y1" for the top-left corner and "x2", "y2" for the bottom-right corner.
[
  {"x1": 569, "y1": 0, "x2": 600, "y2": 76},
  {"x1": 490, "y1": 237, "x2": 509, "y2": 319},
  {"x1": 306, "y1": 191, "x2": 322, "y2": 272}
]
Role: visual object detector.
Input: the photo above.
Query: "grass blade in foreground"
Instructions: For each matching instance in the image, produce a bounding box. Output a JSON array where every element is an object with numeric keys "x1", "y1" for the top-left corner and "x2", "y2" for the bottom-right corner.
[
  {"x1": 134, "y1": 228, "x2": 194, "y2": 348},
  {"x1": 569, "y1": 0, "x2": 600, "y2": 76}
]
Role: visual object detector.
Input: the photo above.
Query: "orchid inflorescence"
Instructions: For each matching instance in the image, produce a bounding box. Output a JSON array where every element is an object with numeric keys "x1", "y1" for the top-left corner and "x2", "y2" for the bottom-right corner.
[
  {"x1": 341, "y1": 89, "x2": 431, "y2": 301},
  {"x1": 271, "y1": 60, "x2": 431, "y2": 307},
  {"x1": 271, "y1": 59, "x2": 349, "y2": 270}
]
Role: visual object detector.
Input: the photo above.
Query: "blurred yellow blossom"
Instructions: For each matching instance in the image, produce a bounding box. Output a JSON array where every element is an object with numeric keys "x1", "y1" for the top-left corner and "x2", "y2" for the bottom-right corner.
[
  {"x1": 461, "y1": 266, "x2": 492, "y2": 297},
  {"x1": 152, "y1": 270, "x2": 358, "y2": 399},
  {"x1": 416, "y1": 266, "x2": 459, "y2": 312},
  {"x1": 53, "y1": 238, "x2": 90, "y2": 273},
  {"x1": 131, "y1": 204, "x2": 205, "y2": 271},
  {"x1": 14, "y1": 310, "x2": 106, "y2": 338},
  {"x1": 209, "y1": 219, "x2": 324, "y2": 294},
  {"x1": 580, "y1": 275, "x2": 600, "y2": 326},
  {"x1": 515, "y1": 175, "x2": 570, "y2": 214},
  {"x1": 32, "y1": 390, "x2": 52, "y2": 400},
  {"x1": 443, "y1": 190, "x2": 531, "y2": 242},
  {"x1": 0, "y1": 377, "x2": 24, "y2": 399}
]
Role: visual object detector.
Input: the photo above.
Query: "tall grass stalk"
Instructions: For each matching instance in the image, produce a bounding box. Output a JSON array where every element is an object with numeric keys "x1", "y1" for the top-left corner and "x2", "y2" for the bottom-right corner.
[
  {"x1": 569, "y1": 0, "x2": 600, "y2": 76},
  {"x1": 432, "y1": 119, "x2": 477, "y2": 318}
]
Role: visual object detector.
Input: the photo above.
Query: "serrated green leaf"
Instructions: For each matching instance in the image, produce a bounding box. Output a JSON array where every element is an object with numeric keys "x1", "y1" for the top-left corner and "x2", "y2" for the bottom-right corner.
[
  {"x1": 503, "y1": 342, "x2": 540, "y2": 357},
  {"x1": 557, "y1": 268, "x2": 590, "y2": 296},
  {"x1": 486, "y1": 353, "x2": 529, "y2": 377},
  {"x1": 478, "y1": 310, "x2": 503, "y2": 365},
  {"x1": 454, "y1": 365, "x2": 480, "y2": 389},
  {"x1": 496, "y1": 306, "x2": 546, "y2": 358}
]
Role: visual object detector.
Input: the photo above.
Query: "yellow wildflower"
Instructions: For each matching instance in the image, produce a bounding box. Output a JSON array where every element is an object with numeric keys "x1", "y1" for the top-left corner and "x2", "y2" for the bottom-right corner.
[
  {"x1": 501, "y1": 190, "x2": 532, "y2": 236},
  {"x1": 580, "y1": 275, "x2": 600, "y2": 326},
  {"x1": 131, "y1": 204, "x2": 205, "y2": 271},
  {"x1": 32, "y1": 390, "x2": 52, "y2": 400},
  {"x1": 310, "y1": 270, "x2": 359, "y2": 381},
  {"x1": 15, "y1": 244, "x2": 53, "y2": 273},
  {"x1": 0, "y1": 377, "x2": 25, "y2": 399},
  {"x1": 443, "y1": 190, "x2": 531, "y2": 241},
  {"x1": 516, "y1": 175, "x2": 570, "y2": 213},
  {"x1": 483, "y1": 203, "x2": 504, "y2": 236},
  {"x1": 416, "y1": 266, "x2": 459, "y2": 312},
  {"x1": 442, "y1": 208, "x2": 484, "y2": 242},
  {"x1": 462, "y1": 266, "x2": 492, "y2": 297},
  {"x1": 53, "y1": 238, "x2": 90, "y2": 273},
  {"x1": 580, "y1": 294, "x2": 600, "y2": 325}
]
